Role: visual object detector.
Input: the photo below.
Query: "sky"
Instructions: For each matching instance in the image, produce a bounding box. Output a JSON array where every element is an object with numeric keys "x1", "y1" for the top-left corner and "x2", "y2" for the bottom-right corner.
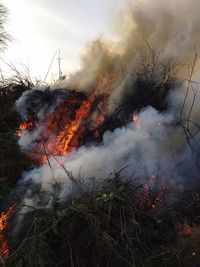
[{"x1": 1, "y1": 0, "x2": 123, "y2": 82}]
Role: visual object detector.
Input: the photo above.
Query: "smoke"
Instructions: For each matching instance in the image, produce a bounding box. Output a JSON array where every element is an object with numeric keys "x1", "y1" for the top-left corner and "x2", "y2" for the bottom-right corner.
[
  {"x1": 61, "y1": 0, "x2": 200, "y2": 104},
  {"x1": 15, "y1": 0, "x2": 200, "y2": 207},
  {"x1": 15, "y1": 88, "x2": 69, "y2": 120},
  {"x1": 19, "y1": 105, "x2": 198, "y2": 205}
]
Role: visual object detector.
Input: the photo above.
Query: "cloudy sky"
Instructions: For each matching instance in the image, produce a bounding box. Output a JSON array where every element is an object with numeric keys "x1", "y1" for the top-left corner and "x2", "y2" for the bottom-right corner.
[{"x1": 1, "y1": 0, "x2": 123, "y2": 82}]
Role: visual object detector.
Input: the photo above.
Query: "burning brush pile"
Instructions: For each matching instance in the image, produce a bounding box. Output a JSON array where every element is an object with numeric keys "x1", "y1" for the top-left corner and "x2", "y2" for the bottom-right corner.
[{"x1": 1, "y1": 0, "x2": 200, "y2": 266}]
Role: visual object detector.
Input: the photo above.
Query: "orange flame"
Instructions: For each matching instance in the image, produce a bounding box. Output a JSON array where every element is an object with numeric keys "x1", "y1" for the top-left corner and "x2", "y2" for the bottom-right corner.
[
  {"x1": 51, "y1": 73, "x2": 116, "y2": 155},
  {"x1": 54, "y1": 94, "x2": 95, "y2": 155},
  {"x1": 132, "y1": 114, "x2": 139, "y2": 122},
  {"x1": 16, "y1": 73, "x2": 118, "y2": 163},
  {"x1": 16, "y1": 115, "x2": 37, "y2": 137},
  {"x1": 132, "y1": 113, "x2": 142, "y2": 129},
  {"x1": 0, "y1": 205, "x2": 15, "y2": 258}
]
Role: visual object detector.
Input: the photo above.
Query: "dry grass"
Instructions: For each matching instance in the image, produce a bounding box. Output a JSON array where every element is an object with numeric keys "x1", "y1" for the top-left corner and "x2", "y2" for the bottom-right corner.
[{"x1": 4, "y1": 177, "x2": 200, "y2": 267}]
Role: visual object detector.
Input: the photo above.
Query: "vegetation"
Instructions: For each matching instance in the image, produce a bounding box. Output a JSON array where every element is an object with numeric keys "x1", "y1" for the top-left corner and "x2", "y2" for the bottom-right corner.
[
  {"x1": 0, "y1": 4, "x2": 35, "y2": 200},
  {"x1": 0, "y1": 3, "x2": 200, "y2": 267},
  {"x1": 0, "y1": 47, "x2": 199, "y2": 267},
  {"x1": 5, "y1": 176, "x2": 200, "y2": 267},
  {"x1": 0, "y1": 78, "x2": 35, "y2": 199}
]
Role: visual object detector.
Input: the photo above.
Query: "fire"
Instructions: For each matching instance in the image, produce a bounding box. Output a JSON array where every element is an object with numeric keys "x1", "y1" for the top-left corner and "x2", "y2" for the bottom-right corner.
[
  {"x1": 54, "y1": 94, "x2": 95, "y2": 155},
  {"x1": 16, "y1": 115, "x2": 37, "y2": 136},
  {"x1": 16, "y1": 73, "x2": 117, "y2": 164},
  {"x1": 132, "y1": 113, "x2": 142, "y2": 129},
  {"x1": 151, "y1": 189, "x2": 165, "y2": 209},
  {"x1": 132, "y1": 114, "x2": 139, "y2": 122},
  {"x1": 16, "y1": 73, "x2": 118, "y2": 163},
  {"x1": 139, "y1": 174, "x2": 166, "y2": 209},
  {"x1": 0, "y1": 205, "x2": 15, "y2": 258},
  {"x1": 15, "y1": 95, "x2": 96, "y2": 162},
  {"x1": 52, "y1": 73, "x2": 116, "y2": 155},
  {"x1": 179, "y1": 223, "x2": 193, "y2": 237}
]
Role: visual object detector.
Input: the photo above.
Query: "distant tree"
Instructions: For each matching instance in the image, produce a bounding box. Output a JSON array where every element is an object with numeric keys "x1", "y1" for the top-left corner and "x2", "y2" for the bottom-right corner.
[{"x1": 0, "y1": 4, "x2": 9, "y2": 51}]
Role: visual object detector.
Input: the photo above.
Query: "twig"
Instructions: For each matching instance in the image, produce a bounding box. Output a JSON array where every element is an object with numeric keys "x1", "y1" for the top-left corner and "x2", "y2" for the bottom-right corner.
[
  {"x1": 0, "y1": 255, "x2": 5, "y2": 267},
  {"x1": 180, "y1": 45, "x2": 197, "y2": 119},
  {"x1": 43, "y1": 50, "x2": 58, "y2": 83}
]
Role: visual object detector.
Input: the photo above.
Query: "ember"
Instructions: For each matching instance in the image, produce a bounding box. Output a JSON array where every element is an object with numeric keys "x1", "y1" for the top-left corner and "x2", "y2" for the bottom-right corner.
[
  {"x1": 138, "y1": 174, "x2": 166, "y2": 210},
  {"x1": 179, "y1": 224, "x2": 193, "y2": 237},
  {"x1": 132, "y1": 114, "x2": 139, "y2": 122}
]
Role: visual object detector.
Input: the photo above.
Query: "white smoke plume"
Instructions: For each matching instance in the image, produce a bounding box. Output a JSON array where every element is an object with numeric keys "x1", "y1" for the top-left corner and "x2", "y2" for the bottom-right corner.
[
  {"x1": 20, "y1": 105, "x2": 198, "y2": 203},
  {"x1": 16, "y1": 0, "x2": 200, "y2": 207}
]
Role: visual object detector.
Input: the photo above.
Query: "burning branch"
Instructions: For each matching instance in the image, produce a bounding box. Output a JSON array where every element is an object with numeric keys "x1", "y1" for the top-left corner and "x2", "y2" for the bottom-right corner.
[{"x1": 0, "y1": 204, "x2": 15, "y2": 259}]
